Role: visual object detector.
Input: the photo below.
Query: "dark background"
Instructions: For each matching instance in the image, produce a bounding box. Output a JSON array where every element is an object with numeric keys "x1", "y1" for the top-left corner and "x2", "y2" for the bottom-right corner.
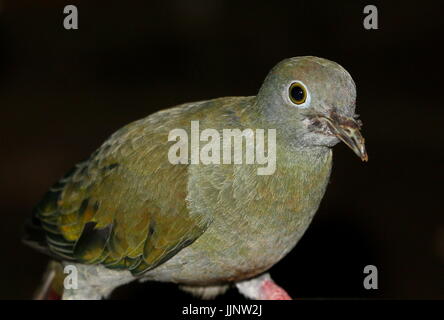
[{"x1": 1, "y1": 0, "x2": 443, "y2": 300}]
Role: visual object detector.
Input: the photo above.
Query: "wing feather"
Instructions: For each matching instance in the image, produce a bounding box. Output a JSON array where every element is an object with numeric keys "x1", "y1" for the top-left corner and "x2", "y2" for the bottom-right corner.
[{"x1": 25, "y1": 105, "x2": 215, "y2": 275}]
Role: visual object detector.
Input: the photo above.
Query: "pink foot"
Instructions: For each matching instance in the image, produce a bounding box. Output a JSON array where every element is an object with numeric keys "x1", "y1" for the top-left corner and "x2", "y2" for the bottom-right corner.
[
  {"x1": 259, "y1": 279, "x2": 292, "y2": 300},
  {"x1": 235, "y1": 273, "x2": 292, "y2": 300}
]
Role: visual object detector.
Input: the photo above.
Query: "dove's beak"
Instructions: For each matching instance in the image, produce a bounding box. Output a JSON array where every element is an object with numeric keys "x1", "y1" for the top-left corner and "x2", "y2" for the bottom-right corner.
[{"x1": 322, "y1": 114, "x2": 368, "y2": 162}]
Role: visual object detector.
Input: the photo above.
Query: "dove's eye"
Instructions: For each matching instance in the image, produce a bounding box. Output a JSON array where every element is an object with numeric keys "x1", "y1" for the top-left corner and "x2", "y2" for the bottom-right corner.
[{"x1": 289, "y1": 82, "x2": 307, "y2": 105}]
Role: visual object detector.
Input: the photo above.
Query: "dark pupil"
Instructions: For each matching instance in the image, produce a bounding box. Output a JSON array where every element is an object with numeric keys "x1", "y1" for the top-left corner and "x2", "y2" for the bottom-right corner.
[{"x1": 291, "y1": 85, "x2": 304, "y2": 102}]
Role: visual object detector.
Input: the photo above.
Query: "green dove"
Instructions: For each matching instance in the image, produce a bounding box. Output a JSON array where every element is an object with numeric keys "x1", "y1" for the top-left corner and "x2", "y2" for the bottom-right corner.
[{"x1": 24, "y1": 56, "x2": 367, "y2": 300}]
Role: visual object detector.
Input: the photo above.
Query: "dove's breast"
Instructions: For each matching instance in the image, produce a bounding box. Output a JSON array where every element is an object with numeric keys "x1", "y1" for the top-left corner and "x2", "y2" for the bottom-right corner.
[{"x1": 145, "y1": 146, "x2": 333, "y2": 285}]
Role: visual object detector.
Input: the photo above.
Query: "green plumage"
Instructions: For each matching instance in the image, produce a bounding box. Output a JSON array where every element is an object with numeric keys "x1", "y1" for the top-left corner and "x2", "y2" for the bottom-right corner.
[{"x1": 24, "y1": 56, "x2": 366, "y2": 293}]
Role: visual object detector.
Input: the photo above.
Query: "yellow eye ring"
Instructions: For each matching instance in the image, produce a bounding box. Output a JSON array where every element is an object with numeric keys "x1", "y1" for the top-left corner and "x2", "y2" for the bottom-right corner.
[{"x1": 289, "y1": 82, "x2": 307, "y2": 105}]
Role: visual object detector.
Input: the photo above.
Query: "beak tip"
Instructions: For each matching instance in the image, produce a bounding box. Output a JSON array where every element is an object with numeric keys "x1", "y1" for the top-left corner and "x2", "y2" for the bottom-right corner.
[
  {"x1": 360, "y1": 146, "x2": 368, "y2": 162},
  {"x1": 323, "y1": 114, "x2": 368, "y2": 163}
]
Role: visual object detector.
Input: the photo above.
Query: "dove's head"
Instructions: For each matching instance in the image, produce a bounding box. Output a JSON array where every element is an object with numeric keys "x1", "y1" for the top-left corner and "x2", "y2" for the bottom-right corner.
[{"x1": 257, "y1": 56, "x2": 367, "y2": 161}]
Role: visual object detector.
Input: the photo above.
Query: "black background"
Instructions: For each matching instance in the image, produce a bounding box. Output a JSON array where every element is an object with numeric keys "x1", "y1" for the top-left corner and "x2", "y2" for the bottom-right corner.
[{"x1": 1, "y1": 0, "x2": 443, "y2": 299}]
